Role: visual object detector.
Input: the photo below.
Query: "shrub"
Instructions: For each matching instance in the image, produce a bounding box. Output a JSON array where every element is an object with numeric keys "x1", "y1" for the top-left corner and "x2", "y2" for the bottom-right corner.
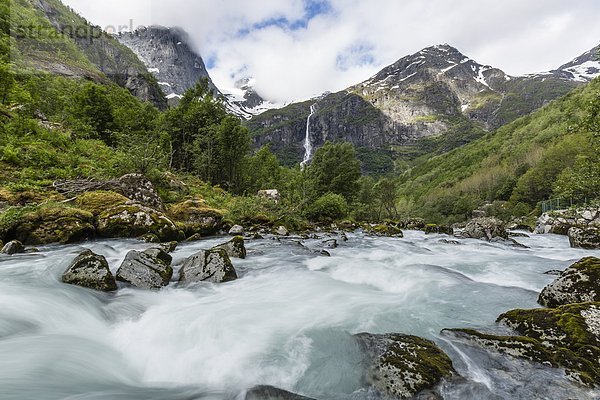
[{"x1": 306, "y1": 193, "x2": 348, "y2": 222}]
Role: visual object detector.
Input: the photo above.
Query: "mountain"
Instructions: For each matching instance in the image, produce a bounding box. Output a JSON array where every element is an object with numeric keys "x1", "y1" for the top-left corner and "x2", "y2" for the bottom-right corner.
[
  {"x1": 247, "y1": 44, "x2": 583, "y2": 167},
  {"x1": 118, "y1": 26, "x2": 277, "y2": 118},
  {"x1": 553, "y1": 43, "x2": 600, "y2": 82},
  {"x1": 118, "y1": 26, "x2": 218, "y2": 102},
  {"x1": 13, "y1": 0, "x2": 167, "y2": 109}
]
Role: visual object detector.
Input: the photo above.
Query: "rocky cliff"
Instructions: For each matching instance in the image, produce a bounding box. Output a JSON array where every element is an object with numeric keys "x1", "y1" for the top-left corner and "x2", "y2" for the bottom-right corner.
[
  {"x1": 29, "y1": 0, "x2": 167, "y2": 109},
  {"x1": 248, "y1": 44, "x2": 587, "y2": 165}
]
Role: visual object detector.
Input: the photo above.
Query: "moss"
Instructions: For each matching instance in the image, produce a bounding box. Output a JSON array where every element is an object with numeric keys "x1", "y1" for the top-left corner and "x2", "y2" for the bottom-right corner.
[
  {"x1": 76, "y1": 191, "x2": 129, "y2": 216},
  {"x1": 97, "y1": 203, "x2": 184, "y2": 241},
  {"x1": 0, "y1": 203, "x2": 95, "y2": 244},
  {"x1": 365, "y1": 223, "x2": 404, "y2": 237},
  {"x1": 168, "y1": 199, "x2": 225, "y2": 236}
]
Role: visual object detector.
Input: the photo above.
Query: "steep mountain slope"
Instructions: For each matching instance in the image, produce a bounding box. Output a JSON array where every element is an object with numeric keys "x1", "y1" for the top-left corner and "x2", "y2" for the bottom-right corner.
[
  {"x1": 248, "y1": 44, "x2": 581, "y2": 165},
  {"x1": 553, "y1": 43, "x2": 600, "y2": 82},
  {"x1": 396, "y1": 76, "x2": 600, "y2": 222},
  {"x1": 118, "y1": 26, "x2": 277, "y2": 118},
  {"x1": 10, "y1": 0, "x2": 167, "y2": 109},
  {"x1": 118, "y1": 26, "x2": 217, "y2": 101}
]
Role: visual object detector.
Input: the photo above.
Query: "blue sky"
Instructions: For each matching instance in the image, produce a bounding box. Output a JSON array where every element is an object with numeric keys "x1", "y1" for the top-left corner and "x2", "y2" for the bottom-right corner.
[{"x1": 64, "y1": 0, "x2": 600, "y2": 102}]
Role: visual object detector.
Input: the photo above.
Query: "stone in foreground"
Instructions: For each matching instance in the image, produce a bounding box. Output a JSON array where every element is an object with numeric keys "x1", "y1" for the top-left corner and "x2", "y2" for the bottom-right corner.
[
  {"x1": 245, "y1": 385, "x2": 315, "y2": 400},
  {"x1": 211, "y1": 236, "x2": 246, "y2": 259},
  {"x1": 62, "y1": 250, "x2": 117, "y2": 291},
  {"x1": 179, "y1": 249, "x2": 237, "y2": 284},
  {"x1": 538, "y1": 257, "x2": 600, "y2": 307},
  {"x1": 355, "y1": 333, "x2": 455, "y2": 399},
  {"x1": 446, "y1": 302, "x2": 600, "y2": 387},
  {"x1": 568, "y1": 227, "x2": 600, "y2": 249},
  {"x1": 1, "y1": 240, "x2": 25, "y2": 255},
  {"x1": 116, "y1": 249, "x2": 173, "y2": 289},
  {"x1": 229, "y1": 225, "x2": 245, "y2": 235}
]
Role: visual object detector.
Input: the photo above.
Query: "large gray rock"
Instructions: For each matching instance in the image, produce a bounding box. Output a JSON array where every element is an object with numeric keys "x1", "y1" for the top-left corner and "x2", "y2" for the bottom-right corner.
[
  {"x1": 538, "y1": 257, "x2": 600, "y2": 307},
  {"x1": 568, "y1": 227, "x2": 600, "y2": 249},
  {"x1": 1, "y1": 240, "x2": 25, "y2": 255},
  {"x1": 116, "y1": 249, "x2": 173, "y2": 289},
  {"x1": 62, "y1": 250, "x2": 117, "y2": 292},
  {"x1": 229, "y1": 225, "x2": 245, "y2": 235},
  {"x1": 211, "y1": 236, "x2": 246, "y2": 259},
  {"x1": 245, "y1": 386, "x2": 315, "y2": 400},
  {"x1": 179, "y1": 249, "x2": 237, "y2": 284},
  {"x1": 355, "y1": 333, "x2": 455, "y2": 399},
  {"x1": 463, "y1": 217, "x2": 507, "y2": 241}
]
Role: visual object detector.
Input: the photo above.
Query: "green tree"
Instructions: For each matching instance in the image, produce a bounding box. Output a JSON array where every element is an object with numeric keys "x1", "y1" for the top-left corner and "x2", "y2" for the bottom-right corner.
[
  {"x1": 307, "y1": 142, "x2": 361, "y2": 202},
  {"x1": 245, "y1": 145, "x2": 282, "y2": 193},
  {"x1": 71, "y1": 83, "x2": 115, "y2": 146}
]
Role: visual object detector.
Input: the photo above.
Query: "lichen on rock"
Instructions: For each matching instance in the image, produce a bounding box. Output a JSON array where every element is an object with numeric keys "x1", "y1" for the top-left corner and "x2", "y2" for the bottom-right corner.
[
  {"x1": 211, "y1": 236, "x2": 246, "y2": 259},
  {"x1": 179, "y1": 248, "x2": 238, "y2": 284},
  {"x1": 538, "y1": 257, "x2": 600, "y2": 307},
  {"x1": 62, "y1": 250, "x2": 117, "y2": 292},
  {"x1": 355, "y1": 332, "x2": 455, "y2": 399}
]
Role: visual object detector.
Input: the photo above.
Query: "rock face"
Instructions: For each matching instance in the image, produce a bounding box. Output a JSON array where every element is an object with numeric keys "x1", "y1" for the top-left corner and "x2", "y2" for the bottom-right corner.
[
  {"x1": 248, "y1": 44, "x2": 581, "y2": 165},
  {"x1": 97, "y1": 202, "x2": 183, "y2": 242},
  {"x1": 463, "y1": 217, "x2": 507, "y2": 241},
  {"x1": 62, "y1": 250, "x2": 117, "y2": 292},
  {"x1": 355, "y1": 333, "x2": 455, "y2": 399},
  {"x1": 116, "y1": 249, "x2": 173, "y2": 289},
  {"x1": 32, "y1": 0, "x2": 167, "y2": 109},
  {"x1": 212, "y1": 237, "x2": 247, "y2": 259},
  {"x1": 539, "y1": 257, "x2": 600, "y2": 307},
  {"x1": 118, "y1": 26, "x2": 218, "y2": 100},
  {"x1": 1, "y1": 240, "x2": 25, "y2": 255},
  {"x1": 535, "y1": 206, "x2": 600, "y2": 235},
  {"x1": 568, "y1": 227, "x2": 600, "y2": 249},
  {"x1": 245, "y1": 386, "x2": 315, "y2": 400},
  {"x1": 179, "y1": 249, "x2": 237, "y2": 284}
]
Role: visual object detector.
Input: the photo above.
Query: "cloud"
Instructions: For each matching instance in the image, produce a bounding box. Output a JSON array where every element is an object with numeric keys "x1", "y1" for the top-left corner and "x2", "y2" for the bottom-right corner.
[{"x1": 63, "y1": 0, "x2": 600, "y2": 102}]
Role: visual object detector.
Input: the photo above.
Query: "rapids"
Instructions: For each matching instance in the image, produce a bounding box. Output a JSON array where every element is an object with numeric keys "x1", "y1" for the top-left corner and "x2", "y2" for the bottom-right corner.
[{"x1": 1, "y1": 231, "x2": 599, "y2": 400}]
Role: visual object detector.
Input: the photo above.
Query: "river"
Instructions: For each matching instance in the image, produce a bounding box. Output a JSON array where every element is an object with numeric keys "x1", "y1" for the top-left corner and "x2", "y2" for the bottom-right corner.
[{"x1": 1, "y1": 231, "x2": 599, "y2": 399}]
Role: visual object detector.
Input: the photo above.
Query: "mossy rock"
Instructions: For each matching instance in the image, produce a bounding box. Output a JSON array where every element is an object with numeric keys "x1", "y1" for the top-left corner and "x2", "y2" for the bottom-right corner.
[
  {"x1": 212, "y1": 236, "x2": 247, "y2": 259},
  {"x1": 0, "y1": 204, "x2": 95, "y2": 245},
  {"x1": 424, "y1": 224, "x2": 454, "y2": 235},
  {"x1": 365, "y1": 223, "x2": 404, "y2": 237},
  {"x1": 447, "y1": 302, "x2": 600, "y2": 387},
  {"x1": 538, "y1": 257, "x2": 600, "y2": 307},
  {"x1": 76, "y1": 191, "x2": 129, "y2": 216},
  {"x1": 97, "y1": 202, "x2": 184, "y2": 242},
  {"x1": 355, "y1": 333, "x2": 455, "y2": 399},
  {"x1": 168, "y1": 199, "x2": 224, "y2": 236}
]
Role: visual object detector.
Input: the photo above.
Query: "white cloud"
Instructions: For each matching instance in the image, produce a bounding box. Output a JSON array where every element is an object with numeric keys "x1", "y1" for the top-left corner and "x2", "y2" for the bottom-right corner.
[{"x1": 63, "y1": 0, "x2": 600, "y2": 102}]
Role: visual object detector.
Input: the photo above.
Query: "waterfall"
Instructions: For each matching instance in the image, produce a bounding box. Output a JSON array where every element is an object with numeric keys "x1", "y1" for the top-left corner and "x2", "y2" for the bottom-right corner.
[{"x1": 300, "y1": 104, "x2": 317, "y2": 170}]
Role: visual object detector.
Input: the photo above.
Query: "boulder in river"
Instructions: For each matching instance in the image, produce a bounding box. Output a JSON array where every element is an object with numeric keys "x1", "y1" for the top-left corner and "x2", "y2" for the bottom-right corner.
[
  {"x1": 1, "y1": 240, "x2": 25, "y2": 255},
  {"x1": 179, "y1": 249, "x2": 237, "y2": 284},
  {"x1": 364, "y1": 222, "x2": 404, "y2": 237},
  {"x1": 463, "y1": 217, "x2": 507, "y2": 241},
  {"x1": 229, "y1": 225, "x2": 245, "y2": 235},
  {"x1": 568, "y1": 227, "x2": 600, "y2": 249},
  {"x1": 116, "y1": 249, "x2": 173, "y2": 289},
  {"x1": 424, "y1": 224, "x2": 454, "y2": 236},
  {"x1": 276, "y1": 226, "x2": 289, "y2": 236},
  {"x1": 355, "y1": 333, "x2": 455, "y2": 399},
  {"x1": 538, "y1": 257, "x2": 600, "y2": 307},
  {"x1": 245, "y1": 385, "x2": 315, "y2": 400},
  {"x1": 445, "y1": 302, "x2": 600, "y2": 387},
  {"x1": 62, "y1": 250, "x2": 117, "y2": 292},
  {"x1": 211, "y1": 236, "x2": 246, "y2": 259},
  {"x1": 97, "y1": 202, "x2": 184, "y2": 242}
]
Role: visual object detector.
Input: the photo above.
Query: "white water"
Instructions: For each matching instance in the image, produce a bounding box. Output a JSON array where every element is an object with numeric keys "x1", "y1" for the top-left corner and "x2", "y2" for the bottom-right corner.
[
  {"x1": 1, "y1": 231, "x2": 599, "y2": 399},
  {"x1": 300, "y1": 104, "x2": 317, "y2": 170}
]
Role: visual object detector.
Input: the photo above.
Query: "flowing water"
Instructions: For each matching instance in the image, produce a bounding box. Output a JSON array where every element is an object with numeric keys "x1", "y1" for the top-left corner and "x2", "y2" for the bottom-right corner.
[
  {"x1": 1, "y1": 231, "x2": 599, "y2": 400},
  {"x1": 300, "y1": 104, "x2": 317, "y2": 170}
]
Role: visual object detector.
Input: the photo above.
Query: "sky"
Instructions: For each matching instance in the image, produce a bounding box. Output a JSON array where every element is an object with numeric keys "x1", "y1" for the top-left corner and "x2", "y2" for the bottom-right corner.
[{"x1": 63, "y1": 0, "x2": 600, "y2": 103}]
